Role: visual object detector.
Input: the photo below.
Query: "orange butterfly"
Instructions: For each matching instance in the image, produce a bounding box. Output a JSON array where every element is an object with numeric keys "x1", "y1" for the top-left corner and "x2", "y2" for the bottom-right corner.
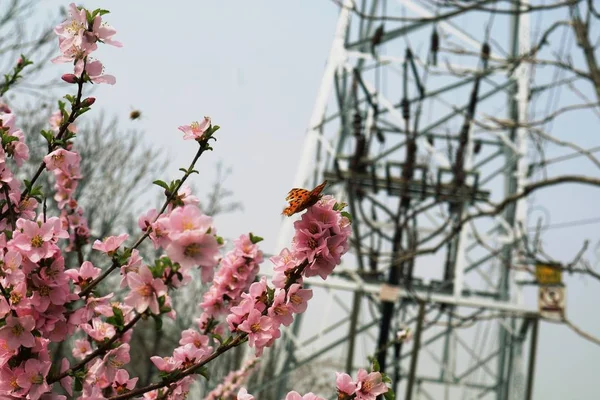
[{"x1": 282, "y1": 180, "x2": 328, "y2": 217}]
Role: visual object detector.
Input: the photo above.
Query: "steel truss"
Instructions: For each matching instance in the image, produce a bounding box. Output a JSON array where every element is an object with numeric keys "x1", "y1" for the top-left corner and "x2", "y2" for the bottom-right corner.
[{"x1": 254, "y1": 1, "x2": 540, "y2": 399}]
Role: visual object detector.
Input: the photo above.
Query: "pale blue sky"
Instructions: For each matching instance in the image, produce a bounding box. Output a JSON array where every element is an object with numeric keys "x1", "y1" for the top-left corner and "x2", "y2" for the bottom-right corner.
[{"x1": 21, "y1": 1, "x2": 600, "y2": 399}]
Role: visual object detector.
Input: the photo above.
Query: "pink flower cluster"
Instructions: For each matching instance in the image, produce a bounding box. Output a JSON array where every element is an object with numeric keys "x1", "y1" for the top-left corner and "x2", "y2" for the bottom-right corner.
[
  {"x1": 198, "y1": 233, "x2": 263, "y2": 332},
  {"x1": 336, "y1": 369, "x2": 389, "y2": 400},
  {"x1": 43, "y1": 130, "x2": 91, "y2": 253},
  {"x1": 226, "y1": 196, "x2": 350, "y2": 357},
  {"x1": 204, "y1": 358, "x2": 259, "y2": 400},
  {"x1": 52, "y1": 3, "x2": 121, "y2": 83},
  {"x1": 0, "y1": 105, "x2": 33, "y2": 231},
  {"x1": 273, "y1": 195, "x2": 351, "y2": 286},
  {"x1": 235, "y1": 368, "x2": 389, "y2": 400},
  {"x1": 138, "y1": 201, "x2": 222, "y2": 284},
  {"x1": 146, "y1": 329, "x2": 214, "y2": 399},
  {"x1": 237, "y1": 388, "x2": 326, "y2": 400}
]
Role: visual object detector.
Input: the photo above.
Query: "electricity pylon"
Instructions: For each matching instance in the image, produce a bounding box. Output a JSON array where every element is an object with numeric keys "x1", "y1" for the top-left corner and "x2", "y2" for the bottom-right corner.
[{"x1": 256, "y1": 1, "x2": 540, "y2": 399}]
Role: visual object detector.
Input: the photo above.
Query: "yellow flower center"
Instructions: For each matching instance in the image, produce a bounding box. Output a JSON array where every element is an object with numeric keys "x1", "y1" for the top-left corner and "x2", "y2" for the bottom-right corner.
[
  {"x1": 39, "y1": 285, "x2": 51, "y2": 297},
  {"x1": 51, "y1": 153, "x2": 65, "y2": 165},
  {"x1": 31, "y1": 235, "x2": 44, "y2": 248},
  {"x1": 184, "y1": 243, "x2": 202, "y2": 257},
  {"x1": 136, "y1": 284, "x2": 152, "y2": 297},
  {"x1": 11, "y1": 324, "x2": 23, "y2": 337},
  {"x1": 181, "y1": 218, "x2": 195, "y2": 231},
  {"x1": 290, "y1": 293, "x2": 302, "y2": 306}
]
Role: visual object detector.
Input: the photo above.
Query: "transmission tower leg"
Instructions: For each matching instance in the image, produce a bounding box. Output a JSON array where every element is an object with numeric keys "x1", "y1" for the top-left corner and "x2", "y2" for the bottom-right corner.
[
  {"x1": 346, "y1": 292, "x2": 362, "y2": 374},
  {"x1": 525, "y1": 318, "x2": 539, "y2": 400},
  {"x1": 405, "y1": 301, "x2": 425, "y2": 400}
]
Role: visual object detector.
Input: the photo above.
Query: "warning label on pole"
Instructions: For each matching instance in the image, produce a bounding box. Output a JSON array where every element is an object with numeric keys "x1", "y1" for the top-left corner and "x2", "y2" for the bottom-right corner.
[
  {"x1": 535, "y1": 263, "x2": 562, "y2": 285},
  {"x1": 538, "y1": 285, "x2": 566, "y2": 321}
]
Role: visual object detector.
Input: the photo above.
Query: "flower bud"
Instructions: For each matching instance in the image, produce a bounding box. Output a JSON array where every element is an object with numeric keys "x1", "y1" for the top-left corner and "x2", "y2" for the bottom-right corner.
[
  {"x1": 82, "y1": 97, "x2": 96, "y2": 107},
  {"x1": 61, "y1": 74, "x2": 78, "y2": 84},
  {"x1": 16, "y1": 57, "x2": 23, "y2": 67}
]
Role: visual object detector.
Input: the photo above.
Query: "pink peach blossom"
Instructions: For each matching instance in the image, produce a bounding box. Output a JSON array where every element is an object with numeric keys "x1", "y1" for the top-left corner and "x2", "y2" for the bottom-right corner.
[{"x1": 0, "y1": 315, "x2": 36, "y2": 350}]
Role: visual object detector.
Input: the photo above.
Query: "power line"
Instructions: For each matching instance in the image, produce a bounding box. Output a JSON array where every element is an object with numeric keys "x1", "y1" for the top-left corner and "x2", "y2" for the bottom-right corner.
[{"x1": 529, "y1": 216, "x2": 600, "y2": 231}]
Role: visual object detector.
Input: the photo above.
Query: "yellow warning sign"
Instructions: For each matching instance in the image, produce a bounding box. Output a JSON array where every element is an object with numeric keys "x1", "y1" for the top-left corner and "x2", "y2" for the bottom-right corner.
[{"x1": 535, "y1": 263, "x2": 562, "y2": 285}]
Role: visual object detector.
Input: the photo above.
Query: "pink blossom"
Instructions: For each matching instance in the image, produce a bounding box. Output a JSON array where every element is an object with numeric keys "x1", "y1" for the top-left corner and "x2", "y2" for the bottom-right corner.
[
  {"x1": 92, "y1": 233, "x2": 128, "y2": 255},
  {"x1": 167, "y1": 205, "x2": 213, "y2": 239},
  {"x1": 65, "y1": 261, "x2": 101, "y2": 293},
  {"x1": 119, "y1": 249, "x2": 143, "y2": 288},
  {"x1": 285, "y1": 392, "x2": 326, "y2": 400},
  {"x1": 166, "y1": 230, "x2": 220, "y2": 279},
  {"x1": 49, "y1": 110, "x2": 77, "y2": 134},
  {"x1": 72, "y1": 339, "x2": 93, "y2": 359},
  {"x1": 43, "y1": 149, "x2": 80, "y2": 173},
  {"x1": 60, "y1": 358, "x2": 73, "y2": 396},
  {"x1": 16, "y1": 359, "x2": 51, "y2": 400},
  {"x1": 0, "y1": 365, "x2": 22, "y2": 393},
  {"x1": 355, "y1": 369, "x2": 388, "y2": 400},
  {"x1": 124, "y1": 265, "x2": 167, "y2": 314},
  {"x1": 237, "y1": 388, "x2": 254, "y2": 400},
  {"x1": 268, "y1": 289, "x2": 293, "y2": 326},
  {"x1": 0, "y1": 315, "x2": 36, "y2": 349},
  {"x1": 86, "y1": 13, "x2": 123, "y2": 49},
  {"x1": 30, "y1": 274, "x2": 70, "y2": 312},
  {"x1": 172, "y1": 343, "x2": 210, "y2": 369},
  {"x1": 81, "y1": 318, "x2": 116, "y2": 342},
  {"x1": 112, "y1": 369, "x2": 138, "y2": 394},
  {"x1": 138, "y1": 209, "x2": 170, "y2": 249},
  {"x1": 178, "y1": 117, "x2": 211, "y2": 140},
  {"x1": 100, "y1": 344, "x2": 131, "y2": 382},
  {"x1": 336, "y1": 372, "x2": 357, "y2": 397},
  {"x1": 11, "y1": 219, "x2": 59, "y2": 262},
  {"x1": 75, "y1": 59, "x2": 116, "y2": 85},
  {"x1": 287, "y1": 284, "x2": 313, "y2": 314},
  {"x1": 179, "y1": 329, "x2": 209, "y2": 349},
  {"x1": 237, "y1": 309, "x2": 275, "y2": 352},
  {"x1": 150, "y1": 355, "x2": 182, "y2": 373}
]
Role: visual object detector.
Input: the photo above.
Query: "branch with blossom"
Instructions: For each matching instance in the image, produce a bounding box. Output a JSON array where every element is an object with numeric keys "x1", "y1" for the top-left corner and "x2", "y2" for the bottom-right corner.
[{"x1": 0, "y1": 4, "x2": 396, "y2": 400}]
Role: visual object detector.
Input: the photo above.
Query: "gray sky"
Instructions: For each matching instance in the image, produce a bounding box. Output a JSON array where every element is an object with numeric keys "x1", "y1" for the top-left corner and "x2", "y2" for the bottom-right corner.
[{"x1": 25, "y1": 1, "x2": 600, "y2": 399}]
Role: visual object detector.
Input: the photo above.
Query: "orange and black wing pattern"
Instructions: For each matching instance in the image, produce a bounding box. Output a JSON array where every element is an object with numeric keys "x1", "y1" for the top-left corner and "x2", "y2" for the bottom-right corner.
[{"x1": 282, "y1": 180, "x2": 327, "y2": 217}]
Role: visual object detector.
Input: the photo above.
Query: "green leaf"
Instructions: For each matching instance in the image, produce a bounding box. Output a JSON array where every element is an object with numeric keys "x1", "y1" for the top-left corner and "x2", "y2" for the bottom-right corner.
[
  {"x1": 383, "y1": 389, "x2": 395, "y2": 400},
  {"x1": 211, "y1": 332, "x2": 223, "y2": 343},
  {"x1": 153, "y1": 315, "x2": 163, "y2": 331},
  {"x1": 341, "y1": 211, "x2": 353, "y2": 223},
  {"x1": 249, "y1": 232, "x2": 264, "y2": 244},
  {"x1": 198, "y1": 366, "x2": 210, "y2": 380},
  {"x1": 153, "y1": 180, "x2": 170, "y2": 190},
  {"x1": 372, "y1": 358, "x2": 381, "y2": 372},
  {"x1": 74, "y1": 377, "x2": 83, "y2": 392},
  {"x1": 216, "y1": 235, "x2": 224, "y2": 245}
]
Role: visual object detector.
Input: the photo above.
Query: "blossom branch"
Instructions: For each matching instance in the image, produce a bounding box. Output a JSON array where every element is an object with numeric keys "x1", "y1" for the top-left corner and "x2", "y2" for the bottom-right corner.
[
  {"x1": 20, "y1": 61, "x2": 86, "y2": 200},
  {"x1": 48, "y1": 312, "x2": 143, "y2": 384}
]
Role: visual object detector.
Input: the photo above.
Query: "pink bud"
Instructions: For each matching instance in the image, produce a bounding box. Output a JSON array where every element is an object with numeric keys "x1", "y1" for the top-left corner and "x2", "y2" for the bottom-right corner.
[
  {"x1": 16, "y1": 57, "x2": 23, "y2": 67},
  {"x1": 61, "y1": 74, "x2": 78, "y2": 84},
  {"x1": 82, "y1": 97, "x2": 96, "y2": 107}
]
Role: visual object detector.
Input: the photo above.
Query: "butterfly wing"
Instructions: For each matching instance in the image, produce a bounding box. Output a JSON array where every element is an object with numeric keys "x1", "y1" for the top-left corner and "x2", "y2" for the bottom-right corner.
[
  {"x1": 282, "y1": 181, "x2": 328, "y2": 217},
  {"x1": 282, "y1": 188, "x2": 310, "y2": 216}
]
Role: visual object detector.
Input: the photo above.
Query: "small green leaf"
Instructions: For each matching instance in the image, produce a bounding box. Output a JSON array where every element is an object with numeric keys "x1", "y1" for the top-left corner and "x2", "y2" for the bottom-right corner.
[
  {"x1": 74, "y1": 377, "x2": 83, "y2": 392},
  {"x1": 198, "y1": 366, "x2": 210, "y2": 380},
  {"x1": 153, "y1": 315, "x2": 163, "y2": 331},
  {"x1": 249, "y1": 232, "x2": 263, "y2": 244},
  {"x1": 341, "y1": 211, "x2": 353, "y2": 223},
  {"x1": 383, "y1": 389, "x2": 395, "y2": 400},
  {"x1": 153, "y1": 180, "x2": 170, "y2": 190},
  {"x1": 372, "y1": 358, "x2": 380, "y2": 372}
]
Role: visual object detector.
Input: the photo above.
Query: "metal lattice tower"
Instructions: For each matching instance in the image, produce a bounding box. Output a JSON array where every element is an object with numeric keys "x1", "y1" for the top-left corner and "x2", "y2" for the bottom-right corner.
[{"x1": 255, "y1": 1, "x2": 541, "y2": 399}]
